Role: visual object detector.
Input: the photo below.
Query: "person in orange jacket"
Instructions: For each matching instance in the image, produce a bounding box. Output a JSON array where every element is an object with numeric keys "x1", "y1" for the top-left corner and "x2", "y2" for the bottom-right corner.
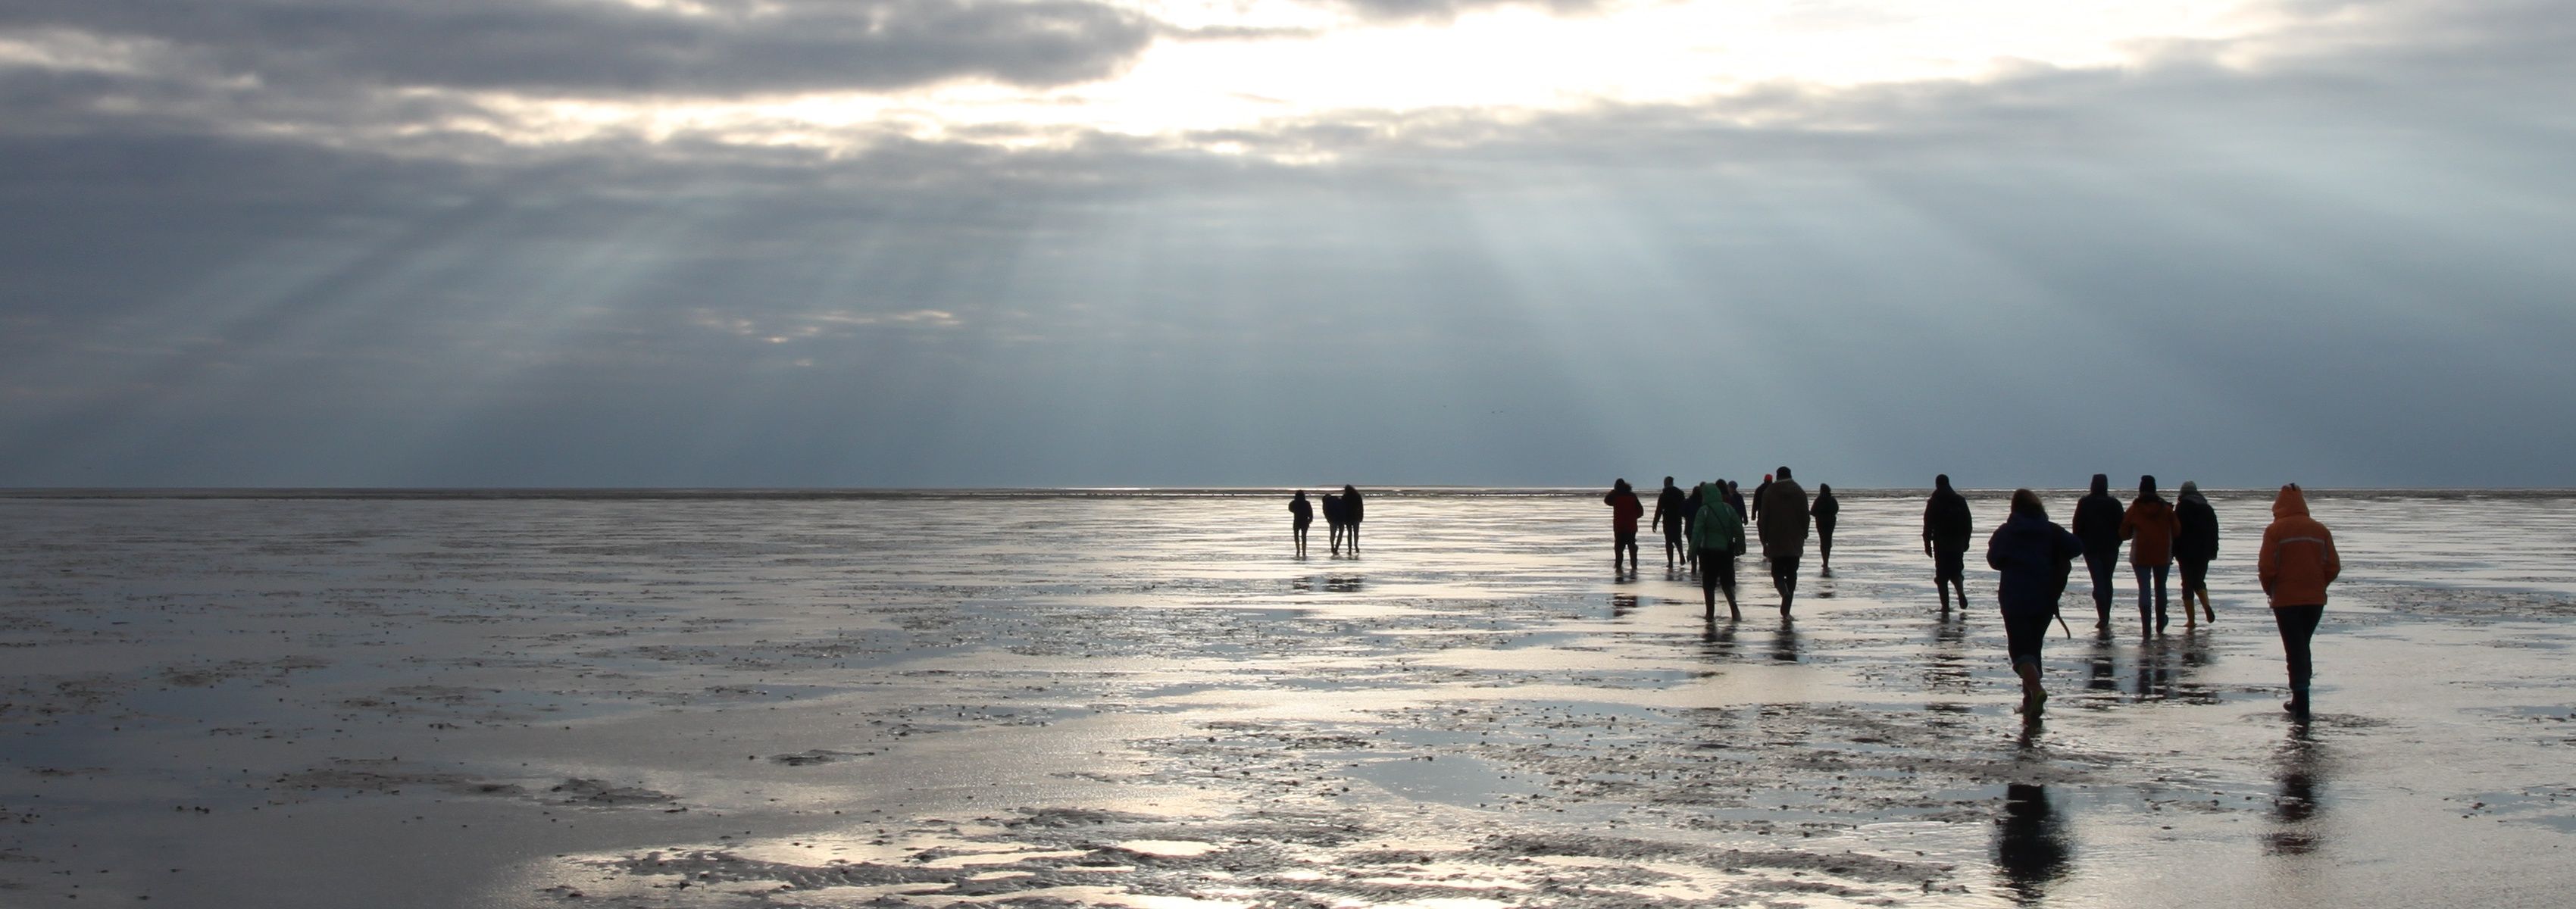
[
  {"x1": 2258, "y1": 483, "x2": 2340, "y2": 716},
  {"x1": 2118, "y1": 475, "x2": 2180, "y2": 634}
]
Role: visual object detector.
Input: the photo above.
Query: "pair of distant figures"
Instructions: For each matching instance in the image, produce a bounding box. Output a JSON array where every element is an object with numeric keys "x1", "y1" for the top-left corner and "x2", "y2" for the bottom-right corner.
[{"x1": 1286, "y1": 486, "x2": 1365, "y2": 557}]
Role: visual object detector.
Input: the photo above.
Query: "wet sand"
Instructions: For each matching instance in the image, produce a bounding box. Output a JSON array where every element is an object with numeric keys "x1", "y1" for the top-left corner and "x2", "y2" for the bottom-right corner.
[{"x1": 1, "y1": 489, "x2": 2570, "y2": 907}]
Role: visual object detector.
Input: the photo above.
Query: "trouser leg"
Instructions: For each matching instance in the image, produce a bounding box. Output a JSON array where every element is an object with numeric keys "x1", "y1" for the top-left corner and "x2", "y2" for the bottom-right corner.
[{"x1": 2274, "y1": 605, "x2": 2323, "y2": 698}]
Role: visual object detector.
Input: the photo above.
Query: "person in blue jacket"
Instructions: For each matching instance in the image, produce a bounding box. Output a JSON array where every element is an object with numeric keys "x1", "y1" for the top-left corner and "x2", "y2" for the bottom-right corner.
[{"x1": 1987, "y1": 489, "x2": 2084, "y2": 717}]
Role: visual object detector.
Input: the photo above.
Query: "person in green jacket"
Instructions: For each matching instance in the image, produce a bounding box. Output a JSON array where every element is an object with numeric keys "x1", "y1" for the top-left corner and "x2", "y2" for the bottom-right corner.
[{"x1": 1690, "y1": 482, "x2": 1749, "y2": 620}]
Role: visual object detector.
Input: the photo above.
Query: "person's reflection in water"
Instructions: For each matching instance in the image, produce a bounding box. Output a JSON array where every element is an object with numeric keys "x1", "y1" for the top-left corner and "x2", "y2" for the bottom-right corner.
[
  {"x1": 1993, "y1": 783, "x2": 2073, "y2": 904},
  {"x1": 1610, "y1": 594, "x2": 1640, "y2": 618},
  {"x1": 1770, "y1": 620, "x2": 1802, "y2": 664},
  {"x1": 1701, "y1": 617, "x2": 1739, "y2": 660},
  {"x1": 2087, "y1": 639, "x2": 2118, "y2": 694},
  {"x1": 2264, "y1": 720, "x2": 2327, "y2": 856}
]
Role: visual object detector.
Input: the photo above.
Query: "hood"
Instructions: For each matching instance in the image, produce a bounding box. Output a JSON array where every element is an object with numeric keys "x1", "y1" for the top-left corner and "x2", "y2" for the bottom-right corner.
[
  {"x1": 2090, "y1": 474, "x2": 2109, "y2": 495},
  {"x1": 2272, "y1": 484, "x2": 2309, "y2": 517},
  {"x1": 1695, "y1": 483, "x2": 1727, "y2": 503},
  {"x1": 1934, "y1": 474, "x2": 1954, "y2": 492}
]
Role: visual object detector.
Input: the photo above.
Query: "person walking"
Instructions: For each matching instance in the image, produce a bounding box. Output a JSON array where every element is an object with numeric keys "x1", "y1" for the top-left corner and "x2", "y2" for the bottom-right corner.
[
  {"x1": 1750, "y1": 473, "x2": 1773, "y2": 526},
  {"x1": 1690, "y1": 481, "x2": 1746, "y2": 620},
  {"x1": 1683, "y1": 481, "x2": 1708, "y2": 571},
  {"x1": 1757, "y1": 467, "x2": 1811, "y2": 615},
  {"x1": 2119, "y1": 475, "x2": 2179, "y2": 633},
  {"x1": 1811, "y1": 484, "x2": 1840, "y2": 575},
  {"x1": 1923, "y1": 474, "x2": 1974, "y2": 613},
  {"x1": 1341, "y1": 485, "x2": 1366, "y2": 554},
  {"x1": 1724, "y1": 481, "x2": 1748, "y2": 528},
  {"x1": 1653, "y1": 476, "x2": 1690, "y2": 570},
  {"x1": 2071, "y1": 474, "x2": 2126, "y2": 632},
  {"x1": 1323, "y1": 492, "x2": 1347, "y2": 554},
  {"x1": 1987, "y1": 489, "x2": 2084, "y2": 717},
  {"x1": 2174, "y1": 481, "x2": 2221, "y2": 625},
  {"x1": 1605, "y1": 479, "x2": 1645, "y2": 573},
  {"x1": 1288, "y1": 491, "x2": 1315, "y2": 557},
  {"x1": 2259, "y1": 484, "x2": 2339, "y2": 715}
]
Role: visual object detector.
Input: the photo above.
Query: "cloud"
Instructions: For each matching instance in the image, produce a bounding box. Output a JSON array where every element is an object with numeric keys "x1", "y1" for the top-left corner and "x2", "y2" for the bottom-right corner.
[{"x1": 0, "y1": 0, "x2": 1159, "y2": 98}]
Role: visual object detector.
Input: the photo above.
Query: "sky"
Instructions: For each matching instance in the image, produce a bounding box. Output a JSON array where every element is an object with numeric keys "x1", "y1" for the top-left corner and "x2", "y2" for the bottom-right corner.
[{"x1": 1, "y1": 0, "x2": 2571, "y2": 489}]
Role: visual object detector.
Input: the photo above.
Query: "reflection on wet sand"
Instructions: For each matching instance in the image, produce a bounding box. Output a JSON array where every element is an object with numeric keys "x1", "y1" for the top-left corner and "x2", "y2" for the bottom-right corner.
[
  {"x1": 1995, "y1": 782, "x2": 2074, "y2": 904},
  {"x1": 2265, "y1": 720, "x2": 2327, "y2": 857},
  {"x1": 1611, "y1": 593, "x2": 1640, "y2": 617},
  {"x1": 1770, "y1": 620, "x2": 1802, "y2": 663}
]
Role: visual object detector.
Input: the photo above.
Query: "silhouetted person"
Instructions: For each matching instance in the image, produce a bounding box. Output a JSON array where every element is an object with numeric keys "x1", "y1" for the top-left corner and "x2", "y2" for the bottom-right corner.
[
  {"x1": 1322, "y1": 492, "x2": 1347, "y2": 554},
  {"x1": 1652, "y1": 476, "x2": 1690, "y2": 570},
  {"x1": 1924, "y1": 474, "x2": 1974, "y2": 612},
  {"x1": 1811, "y1": 484, "x2": 1840, "y2": 574},
  {"x1": 1340, "y1": 485, "x2": 1365, "y2": 553},
  {"x1": 1604, "y1": 479, "x2": 1644, "y2": 573},
  {"x1": 1690, "y1": 482, "x2": 1746, "y2": 620},
  {"x1": 1756, "y1": 466, "x2": 1809, "y2": 615},
  {"x1": 1724, "y1": 481, "x2": 1747, "y2": 528},
  {"x1": 2071, "y1": 474, "x2": 2125, "y2": 632},
  {"x1": 1988, "y1": 489, "x2": 2083, "y2": 717},
  {"x1": 2120, "y1": 475, "x2": 2178, "y2": 633},
  {"x1": 1682, "y1": 481, "x2": 1707, "y2": 570},
  {"x1": 1288, "y1": 490, "x2": 1314, "y2": 557},
  {"x1": 2259, "y1": 483, "x2": 2339, "y2": 715},
  {"x1": 1994, "y1": 783, "x2": 2071, "y2": 904},
  {"x1": 2174, "y1": 480, "x2": 2221, "y2": 625}
]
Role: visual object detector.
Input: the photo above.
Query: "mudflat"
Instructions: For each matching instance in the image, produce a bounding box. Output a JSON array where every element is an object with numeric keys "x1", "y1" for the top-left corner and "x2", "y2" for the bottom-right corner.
[{"x1": 2, "y1": 489, "x2": 2569, "y2": 907}]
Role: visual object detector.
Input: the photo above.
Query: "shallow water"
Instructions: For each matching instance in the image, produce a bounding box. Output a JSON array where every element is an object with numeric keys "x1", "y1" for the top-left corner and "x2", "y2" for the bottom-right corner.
[{"x1": 1, "y1": 489, "x2": 2570, "y2": 907}]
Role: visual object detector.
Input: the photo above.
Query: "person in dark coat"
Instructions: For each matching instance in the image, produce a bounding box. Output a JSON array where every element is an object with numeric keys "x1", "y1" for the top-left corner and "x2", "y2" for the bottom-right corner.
[
  {"x1": 1749, "y1": 473, "x2": 1773, "y2": 526},
  {"x1": 2174, "y1": 480, "x2": 2220, "y2": 626},
  {"x1": 1340, "y1": 485, "x2": 1365, "y2": 554},
  {"x1": 1756, "y1": 467, "x2": 1810, "y2": 615},
  {"x1": 1653, "y1": 476, "x2": 1690, "y2": 570},
  {"x1": 1987, "y1": 489, "x2": 2083, "y2": 716},
  {"x1": 1811, "y1": 484, "x2": 1840, "y2": 575},
  {"x1": 1724, "y1": 481, "x2": 1748, "y2": 527},
  {"x1": 2070, "y1": 473, "x2": 2126, "y2": 633},
  {"x1": 1923, "y1": 474, "x2": 1974, "y2": 612},
  {"x1": 1289, "y1": 491, "x2": 1314, "y2": 557},
  {"x1": 1605, "y1": 479, "x2": 1645, "y2": 573},
  {"x1": 1683, "y1": 481, "x2": 1708, "y2": 571}
]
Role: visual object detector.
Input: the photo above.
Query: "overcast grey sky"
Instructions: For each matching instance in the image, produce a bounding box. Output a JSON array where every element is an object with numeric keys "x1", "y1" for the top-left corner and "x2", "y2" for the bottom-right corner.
[{"x1": 2, "y1": 0, "x2": 2570, "y2": 488}]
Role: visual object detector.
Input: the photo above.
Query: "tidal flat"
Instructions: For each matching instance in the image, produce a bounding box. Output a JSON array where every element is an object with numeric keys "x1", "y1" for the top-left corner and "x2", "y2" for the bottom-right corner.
[{"x1": 2, "y1": 489, "x2": 2570, "y2": 907}]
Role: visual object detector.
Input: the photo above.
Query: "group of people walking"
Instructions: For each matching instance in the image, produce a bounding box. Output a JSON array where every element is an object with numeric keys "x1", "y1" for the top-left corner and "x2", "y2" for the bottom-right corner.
[
  {"x1": 1608, "y1": 468, "x2": 1835, "y2": 621},
  {"x1": 1284, "y1": 475, "x2": 2341, "y2": 720},
  {"x1": 1978, "y1": 477, "x2": 2340, "y2": 718},
  {"x1": 1286, "y1": 486, "x2": 1364, "y2": 557}
]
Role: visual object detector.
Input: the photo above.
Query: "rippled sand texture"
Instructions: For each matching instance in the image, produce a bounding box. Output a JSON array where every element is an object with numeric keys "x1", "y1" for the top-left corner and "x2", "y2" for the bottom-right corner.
[{"x1": 1, "y1": 490, "x2": 2570, "y2": 907}]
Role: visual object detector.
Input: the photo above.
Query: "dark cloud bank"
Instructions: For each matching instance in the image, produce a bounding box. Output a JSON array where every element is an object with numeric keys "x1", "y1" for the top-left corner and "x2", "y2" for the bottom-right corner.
[{"x1": 1, "y1": 0, "x2": 2571, "y2": 488}]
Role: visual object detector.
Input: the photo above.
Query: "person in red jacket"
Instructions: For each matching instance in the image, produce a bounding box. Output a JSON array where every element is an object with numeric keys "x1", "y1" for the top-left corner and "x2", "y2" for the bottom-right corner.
[
  {"x1": 2118, "y1": 475, "x2": 2180, "y2": 634},
  {"x1": 2258, "y1": 483, "x2": 2340, "y2": 716},
  {"x1": 1605, "y1": 479, "x2": 1646, "y2": 574}
]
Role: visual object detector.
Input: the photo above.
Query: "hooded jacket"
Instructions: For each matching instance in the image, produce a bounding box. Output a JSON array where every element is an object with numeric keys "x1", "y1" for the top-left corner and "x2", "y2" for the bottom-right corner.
[
  {"x1": 1987, "y1": 509, "x2": 2084, "y2": 617},
  {"x1": 2071, "y1": 475, "x2": 2124, "y2": 554},
  {"x1": 1923, "y1": 479, "x2": 1973, "y2": 549},
  {"x1": 2257, "y1": 486, "x2": 2340, "y2": 607},
  {"x1": 1605, "y1": 486, "x2": 1644, "y2": 534},
  {"x1": 1654, "y1": 483, "x2": 1689, "y2": 530},
  {"x1": 1757, "y1": 476, "x2": 1810, "y2": 554},
  {"x1": 2174, "y1": 489, "x2": 2220, "y2": 563},
  {"x1": 2119, "y1": 493, "x2": 2178, "y2": 567},
  {"x1": 1810, "y1": 488, "x2": 1840, "y2": 529},
  {"x1": 1688, "y1": 483, "x2": 1745, "y2": 556}
]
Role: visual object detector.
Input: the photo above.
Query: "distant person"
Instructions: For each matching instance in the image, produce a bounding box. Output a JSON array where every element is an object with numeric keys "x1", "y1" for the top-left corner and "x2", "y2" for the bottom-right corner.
[
  {"x1": 1683, "y1": 481, "x2": 1708, "y2": 570},
  {"x1": 1923, "y1": 474, "x2": 1974, "y2": 612},
  {"x1": 1604, "y1": 479, "x2": 1645, "y2": 573},
  {"x1": 1288, "y1": 490, "x2": 1314, "y2": 557},
  {"x1": 1811, "y1": 484, "x2": 1840, "y2": 575},
  {"x1": 1653, "y1": 476, "x2": 1690, "y2": 570},
  {"x1": 1322, "y1": 492, "x2": 1347, "y2": 554},
  {"x1": 1987, "y1": 489, "x2": 2084, "y2": 717},
  {"x1": 2174, "y1": 481, "x2": 2221, "y2": 625},
  {"x1": 2120, "y1": 475, "x2": 2179, "y2": 633},
  {"x1": 1724, "y1": 481, "x2": 1748, "y2": 528},
  {"x1": 1341, "y1": 485, "x2": 1366, "y2": 554},
  {"x1": 1750, "y1": 473, "x2": 1773, "y2": 525},
  {"x1": 1757, "y1": 467, "x2": 1811, "y2": 615},
  {"x1": 1690, "y1": 481, "x2": 1747, "y2": 620},
  {"x1": 2071, "y1": 474, "x2": 2126, "y2": 632},
  {"x1": 2259, "y1": 483, "x2": 2338, "y2": 716}
]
